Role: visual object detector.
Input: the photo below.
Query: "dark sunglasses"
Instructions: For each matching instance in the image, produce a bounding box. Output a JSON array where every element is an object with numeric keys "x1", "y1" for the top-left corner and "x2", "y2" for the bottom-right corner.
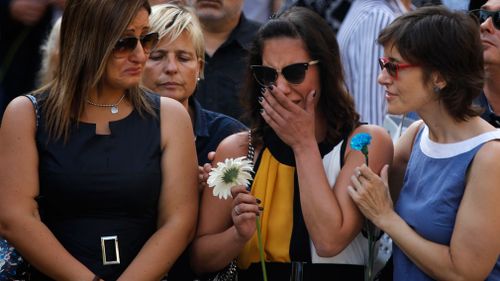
[
  {"x1": 378, "y1": 57, "x2": 418, "y2": 79},
  {"x1": 470, "y1": 9, "x2": 500, "y2": 30},
  {"x1": 113, "y1": 32, "x2": 159, "y2": 58},
  {"x1": 250, "y1": 60, "x2": 319, "y2": 87}
]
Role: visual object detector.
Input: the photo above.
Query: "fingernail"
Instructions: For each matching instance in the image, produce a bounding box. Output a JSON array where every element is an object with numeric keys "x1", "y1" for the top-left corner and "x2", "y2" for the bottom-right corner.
[
  {"x1": 256, "y1": 198, "x2": 262, "y2": 204},
  {"x1": 312, "y1": 90, "x2": 316, "y2": 97},
  {"x1": 259, "y1": 108, "x2": 264, "y2": 114},
  {"x1": 267, "y1": 85, "x2": 274, "y2": 91},
  {"x1": 258, "y1": 96, "x2": 263, "y2": 103},
  {"x1": 258, "y1": 206, "x2": 264, "y2": 211}
]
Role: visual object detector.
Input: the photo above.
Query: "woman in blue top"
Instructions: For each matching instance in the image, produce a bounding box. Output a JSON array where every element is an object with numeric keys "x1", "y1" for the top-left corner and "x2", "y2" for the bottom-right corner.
[{"x1": 348, "y1": 6, "x2": 500, "y2": 281}]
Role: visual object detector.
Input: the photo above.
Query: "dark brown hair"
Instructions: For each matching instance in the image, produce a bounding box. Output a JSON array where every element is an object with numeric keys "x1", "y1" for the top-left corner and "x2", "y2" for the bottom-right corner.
[
  {"x1": 242, "y1": 6, "x2": 359, "y2": 145},
  {"x1": 378, "y1": 6, "x2": 484, "y2": 121}
]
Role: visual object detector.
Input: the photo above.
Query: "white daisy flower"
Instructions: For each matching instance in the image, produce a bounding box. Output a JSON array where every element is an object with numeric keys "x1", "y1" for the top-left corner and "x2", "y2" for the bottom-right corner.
[{"x1": 207, "y1": 156, "x2": 254, "y2": 200}]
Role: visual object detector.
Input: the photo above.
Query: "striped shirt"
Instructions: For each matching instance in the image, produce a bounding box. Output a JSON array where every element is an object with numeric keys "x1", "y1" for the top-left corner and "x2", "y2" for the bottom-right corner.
[{"x1": 337, "y1": 0, "x2": 410, "y2": 125}]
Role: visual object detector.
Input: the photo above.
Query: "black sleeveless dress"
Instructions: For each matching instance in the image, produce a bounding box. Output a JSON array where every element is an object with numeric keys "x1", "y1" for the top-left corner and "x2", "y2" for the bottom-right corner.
[{"x1": 29, "y1": 93, "x2": 162, "y2": 281}]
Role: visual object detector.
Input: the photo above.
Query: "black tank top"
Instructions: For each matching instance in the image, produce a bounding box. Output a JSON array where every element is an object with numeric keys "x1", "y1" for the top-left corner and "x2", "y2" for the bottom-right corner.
[{"x1": 29, "y1": 93, "x2": 161, "y2": 280}]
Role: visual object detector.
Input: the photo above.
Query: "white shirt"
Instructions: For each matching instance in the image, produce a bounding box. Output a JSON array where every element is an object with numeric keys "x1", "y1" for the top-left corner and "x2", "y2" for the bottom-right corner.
[{"x1": 337, "y1": 0, "x2": 411, "y2": 125}]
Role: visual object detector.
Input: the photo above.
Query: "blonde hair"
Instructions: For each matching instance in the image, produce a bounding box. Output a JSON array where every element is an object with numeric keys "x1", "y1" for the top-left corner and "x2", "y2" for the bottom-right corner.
[
  {"x1": 149, "y1": 3, "x2": 205, "y2": 76},
  {"x1": 34, "y1": 0, "x2": 154, "y2": 141},
  {"x1": 37, "y1": 17, "x2": 62, "y2": 86}
]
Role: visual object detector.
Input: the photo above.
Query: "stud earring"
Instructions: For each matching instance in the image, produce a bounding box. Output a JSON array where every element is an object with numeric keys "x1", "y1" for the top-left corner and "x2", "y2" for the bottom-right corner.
[{"x1": 433, "y1": 86, "x2": 441, "y2": 94}]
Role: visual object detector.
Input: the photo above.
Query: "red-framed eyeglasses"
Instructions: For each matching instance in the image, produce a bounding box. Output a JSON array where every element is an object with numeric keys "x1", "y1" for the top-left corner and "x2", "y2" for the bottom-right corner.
[{"x1": 378, "y1": 57, "x2": 418, "y2": 79}]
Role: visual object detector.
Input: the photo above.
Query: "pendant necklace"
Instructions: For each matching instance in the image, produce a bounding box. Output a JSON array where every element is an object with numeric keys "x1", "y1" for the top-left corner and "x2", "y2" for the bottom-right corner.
[{"x1": 86, "y1": 94, "x2": 126, "y2": 114}]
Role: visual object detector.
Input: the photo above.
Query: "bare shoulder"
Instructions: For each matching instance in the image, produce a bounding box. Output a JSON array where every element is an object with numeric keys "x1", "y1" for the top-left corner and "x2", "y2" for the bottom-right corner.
[
  {"x1": 214, "y1": 131, "x2": 249, "y2": 163},
  {"x1": 394, "y1": 120, "x2": 424, "y2": 156},
  {"x1": 399, "y1": 120, "x2": 424, "y2": 145},
  {"x1": 455, "y1": 134, "x2": 500, "y2": 207},
  {"x1": 463, "y1": 138, "x2": 500, "y2": 225},
  {"x1": 159, "y1": 96, "x2": 191, "y2": 126},
  {"x1": 159, "y1": 96, "x2": 188, "y2": 117},
  {"x1": 159, "y1": 97, "x2": 193, "y2": 149},
  {"x1": 352, "y1": 124, "x2": 392, "y2": 141},
  {"x1": 1, "y1": 96, "x2": 37, "y2": 134},
  {"x1": 472, "y1": 139, "x2": 500, "y2": 171},
  {"x1": 347, "y1": 124, "x2": 393, "y2": 168},
  {"x1": 349, "y1": 124, "x2": 393, "y2": 154}
]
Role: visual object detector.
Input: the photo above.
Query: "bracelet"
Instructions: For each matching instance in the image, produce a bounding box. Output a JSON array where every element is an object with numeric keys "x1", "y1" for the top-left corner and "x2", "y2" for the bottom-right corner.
[{"x1": 92, "y1": 275, "x2": 100, "y2": 281}]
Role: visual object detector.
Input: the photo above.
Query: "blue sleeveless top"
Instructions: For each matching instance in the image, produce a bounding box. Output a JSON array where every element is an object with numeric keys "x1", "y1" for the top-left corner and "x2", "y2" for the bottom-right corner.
[
  {"x1": 29, "y1": 93, "x2": 162, "y2": 280},
  {"x1": 394, "y1": 126, "x2": 500, "y2": 281}
]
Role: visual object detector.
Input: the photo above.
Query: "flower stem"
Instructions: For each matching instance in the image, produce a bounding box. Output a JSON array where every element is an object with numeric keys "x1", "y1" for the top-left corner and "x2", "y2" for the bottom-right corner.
[
  {"x1": 363, "y1": 152, "x2": 377, "y2": 281},
  {"x1": 256, "y1": 217, "x2": 268, "y2": 281},
  {"x1": 364, "y1": 221, "x2": 378, "y2": 281}
]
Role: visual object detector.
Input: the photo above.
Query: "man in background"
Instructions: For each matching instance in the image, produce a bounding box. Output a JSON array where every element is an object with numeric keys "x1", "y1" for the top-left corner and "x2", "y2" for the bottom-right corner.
[
  {"x1": 337, "y1": 0, "x2": 412, "y2": 126},
  {"x1": 189, "y1": 0, "x2": 260, "y2": 122},
  {"x1": 243, "y1": 0, "x2": 282, "y2": 23},
  {"x1": 476, "y1": 0, "x2": 500, "y2": 127}
]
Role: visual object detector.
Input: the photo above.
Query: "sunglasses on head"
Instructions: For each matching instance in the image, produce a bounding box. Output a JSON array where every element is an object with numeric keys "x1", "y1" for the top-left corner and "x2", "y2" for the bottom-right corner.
[
  {"x1": 250, "y1": 60, "x2": 319, "y2": 87},
  {"x1": 378, "y1": 57, "x2": 418, "y2": 79},
  {"x1": 113, "y1": 32, "x2": 159, "y2": 58},
  {"x1": 470, "y1": 9, "x2": 500, "y2": 30}
]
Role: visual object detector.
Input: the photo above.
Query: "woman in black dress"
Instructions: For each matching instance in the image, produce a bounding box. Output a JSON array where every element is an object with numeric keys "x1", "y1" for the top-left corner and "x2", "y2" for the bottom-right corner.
[{"x1": 0, "y1": 0, "x2": 199, "y2": 280}]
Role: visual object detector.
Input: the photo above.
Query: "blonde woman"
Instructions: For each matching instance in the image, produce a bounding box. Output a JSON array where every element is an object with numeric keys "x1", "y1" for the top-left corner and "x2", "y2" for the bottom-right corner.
[{"x1": 142, "y1": 4, "x2": 246, "y2": 280}]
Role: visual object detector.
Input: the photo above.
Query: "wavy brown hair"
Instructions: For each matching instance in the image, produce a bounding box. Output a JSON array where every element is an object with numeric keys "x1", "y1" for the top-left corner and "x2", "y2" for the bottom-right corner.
[
  {"x1": 34, "y1": 0, "x2": 155, "y2": 141},
  {"x1": 242, "y1": 6, "x2": 359, "y2": 146},
  {"x1": 378, "y1": 6, "x2": 484, "y2": 121}
]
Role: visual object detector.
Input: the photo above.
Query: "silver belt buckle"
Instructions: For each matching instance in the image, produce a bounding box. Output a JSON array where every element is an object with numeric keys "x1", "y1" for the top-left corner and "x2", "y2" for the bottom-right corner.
[{"x1": 101, "y1": 235, "x2": 120, "y2": 265}]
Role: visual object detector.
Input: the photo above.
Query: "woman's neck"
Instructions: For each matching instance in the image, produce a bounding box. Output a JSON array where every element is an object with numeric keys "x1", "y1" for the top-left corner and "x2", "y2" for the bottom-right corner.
[
  {"x1": 88, "y1": 87, "x2": 127, "y2": 104},
  {"x1": 419, "y1": 108, "x2": 492, "y2": 144}
]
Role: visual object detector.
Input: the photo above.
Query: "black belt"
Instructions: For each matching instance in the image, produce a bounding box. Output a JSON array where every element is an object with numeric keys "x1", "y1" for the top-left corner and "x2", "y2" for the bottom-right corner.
[{"x1": 238, "y1": 262, "x2": 364, "y2": 281}]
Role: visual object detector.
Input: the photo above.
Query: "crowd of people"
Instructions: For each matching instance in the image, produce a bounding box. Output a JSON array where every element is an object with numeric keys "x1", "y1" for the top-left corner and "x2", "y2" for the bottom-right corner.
[{"x1": 0, "y1": 0, "x2": 499, "y2": 280}]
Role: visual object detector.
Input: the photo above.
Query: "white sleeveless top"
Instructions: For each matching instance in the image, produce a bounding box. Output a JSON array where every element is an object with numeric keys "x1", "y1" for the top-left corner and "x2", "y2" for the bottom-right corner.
[{"x1": 310, "y1": 140, "x2": 371, "y2": 265}]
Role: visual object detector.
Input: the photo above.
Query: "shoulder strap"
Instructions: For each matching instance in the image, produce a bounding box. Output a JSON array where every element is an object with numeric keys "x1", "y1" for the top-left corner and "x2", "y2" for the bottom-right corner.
[
  {"x1": 247, "y1": 130, "x2": 255, "y2": 162},
  {"x1": 25, "y1": 94, "x2": 39, "y2": 129},
  {"x1": 340, "y1": 138, "x2": 348, "y2": 168},
  {"x1": 245, "y1": 130, "x2": 257, "y2": 192}
]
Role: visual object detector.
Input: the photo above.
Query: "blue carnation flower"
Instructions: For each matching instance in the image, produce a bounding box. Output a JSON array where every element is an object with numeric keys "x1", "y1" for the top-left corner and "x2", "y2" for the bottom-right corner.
[{"x1": 350, "y1": 133, "x2": 372, "y2": 151}]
